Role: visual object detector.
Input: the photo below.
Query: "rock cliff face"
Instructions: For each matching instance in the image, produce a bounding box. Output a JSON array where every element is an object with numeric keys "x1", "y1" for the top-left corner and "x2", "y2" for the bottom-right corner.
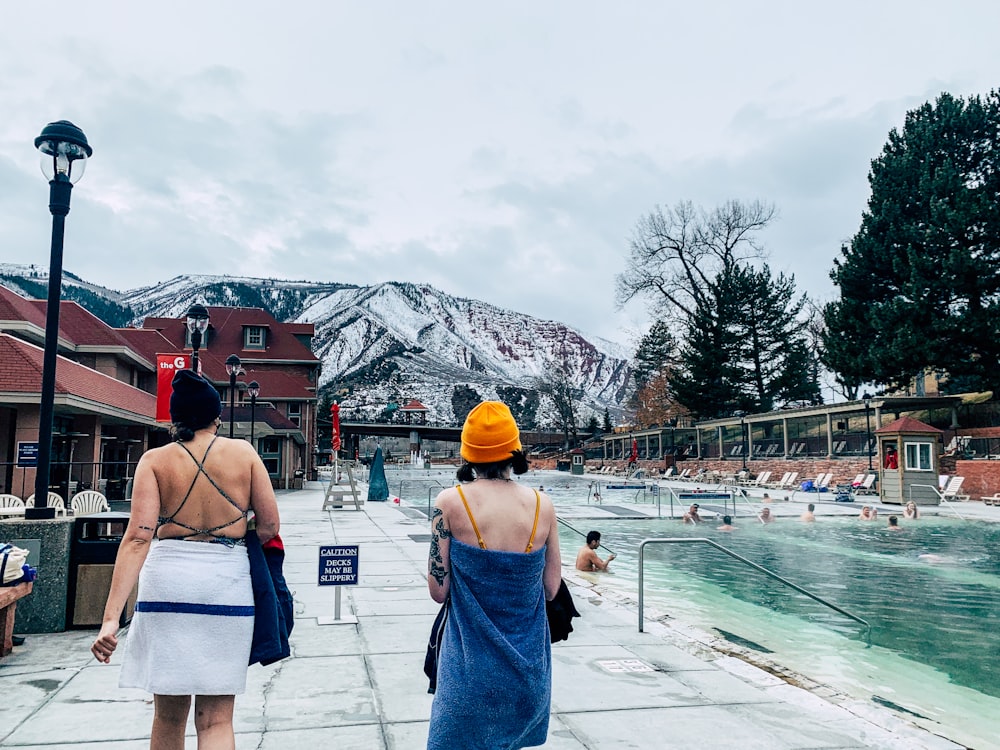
[{"x1": 0, "y1": 266, "x2": 634, "y2": 425}]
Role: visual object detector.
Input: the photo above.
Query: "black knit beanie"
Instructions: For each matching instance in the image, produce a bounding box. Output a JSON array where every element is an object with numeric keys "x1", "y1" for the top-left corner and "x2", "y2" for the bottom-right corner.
[{"x1": 169, "y1": 370, "x2": 222, "y2": 428}]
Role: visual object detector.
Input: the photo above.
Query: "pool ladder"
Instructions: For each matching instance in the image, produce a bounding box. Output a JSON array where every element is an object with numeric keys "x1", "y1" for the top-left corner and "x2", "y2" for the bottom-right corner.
[{"x1": 638, "y1": 537, "x2": 872, "y2": 646}]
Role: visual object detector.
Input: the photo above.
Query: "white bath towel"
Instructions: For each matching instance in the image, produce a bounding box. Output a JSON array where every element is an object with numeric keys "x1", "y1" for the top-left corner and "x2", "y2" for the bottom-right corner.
[{"x1": 118, "y1": 539, "x2": 254, "y2": 695}]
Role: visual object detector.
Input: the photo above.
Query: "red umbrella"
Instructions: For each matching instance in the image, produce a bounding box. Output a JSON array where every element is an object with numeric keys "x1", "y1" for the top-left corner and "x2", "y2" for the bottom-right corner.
[{"x1": 330, "y1": 402, "x2": 341, "y2": 452}]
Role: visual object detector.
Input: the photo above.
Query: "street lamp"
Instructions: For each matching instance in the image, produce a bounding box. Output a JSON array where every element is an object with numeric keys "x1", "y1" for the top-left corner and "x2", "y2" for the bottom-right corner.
[
  {"x1": 185, "y1": 303, "x2": 210, "y2": 373},
  {"x1": 33, "y1": 120, "x2": 92, "y2": 510},
  {"x1": 247, "y1": 381, "x2": 260, "y2": 446},
  {"x1": 862, "y1": 392, "x2": 873, "y2": 472},
  {"x1": 225, "y1": 355, "x2": 244, "y2": 439},
  {"x1": 740, "y1": 414, "x2": 748, "y2": 471}
]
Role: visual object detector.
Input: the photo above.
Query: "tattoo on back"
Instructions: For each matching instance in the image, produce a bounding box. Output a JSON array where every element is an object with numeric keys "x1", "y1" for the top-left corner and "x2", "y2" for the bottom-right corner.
[{"x1": 429, "y1": 508, "x2": 451, "y2": 585}]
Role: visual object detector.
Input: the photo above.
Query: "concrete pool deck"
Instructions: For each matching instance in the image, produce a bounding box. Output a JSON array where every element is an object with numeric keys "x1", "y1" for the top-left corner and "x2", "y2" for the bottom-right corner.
[{"x1": 0, "y1": 480, "x2": 975, "y2": 749}]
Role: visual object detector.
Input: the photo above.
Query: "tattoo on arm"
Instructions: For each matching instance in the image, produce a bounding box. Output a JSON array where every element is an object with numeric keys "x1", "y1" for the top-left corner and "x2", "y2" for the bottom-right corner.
[{"x1": 429, "y1": 508, "x2": 451, "y2": 586}]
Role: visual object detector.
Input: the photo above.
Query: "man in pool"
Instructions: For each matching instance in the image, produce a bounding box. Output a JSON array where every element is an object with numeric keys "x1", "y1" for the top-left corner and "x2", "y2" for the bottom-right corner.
[
  {"x1": 859, "y1": 505, "x2": 878, "y2": 521},
  {"x1": 758, "y1": 507, "x2": 775, "y2": 523},
  {"x1": 575, "y1": 531, "x2": 616, "y2": 571},
  {"x1": 717, "y1": 515, "x2": 735, "y2": 531},
  {"x1": 800, "y1": 503, "x2": 816, "y2": 522},
  {"x1": 887, "y1": 515, "x2": 903, "y2": 531},
  {"x1": 682, "y1": 503, "x2": 702, "y2": 524}
]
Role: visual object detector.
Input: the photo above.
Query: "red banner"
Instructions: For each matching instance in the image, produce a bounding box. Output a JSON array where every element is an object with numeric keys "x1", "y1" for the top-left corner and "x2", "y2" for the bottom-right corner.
[{"x1": 156, "y1": 353, "x2": 191, "y2": 422}]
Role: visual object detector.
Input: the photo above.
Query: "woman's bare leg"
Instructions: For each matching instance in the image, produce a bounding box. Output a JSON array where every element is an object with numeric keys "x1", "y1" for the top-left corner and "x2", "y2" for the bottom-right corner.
[
  {"x1": 151, "y1": 694, "x2": 191, "y2": 750},
  {"x1": 193, "y1": 694, "x2": 236, "y2": 750}
]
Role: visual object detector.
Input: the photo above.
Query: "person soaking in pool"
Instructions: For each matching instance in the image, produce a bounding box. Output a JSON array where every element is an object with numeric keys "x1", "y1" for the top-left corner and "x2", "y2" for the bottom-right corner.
[{"x1": 426, "y1": 401, "x2": 562, "y2": 749}]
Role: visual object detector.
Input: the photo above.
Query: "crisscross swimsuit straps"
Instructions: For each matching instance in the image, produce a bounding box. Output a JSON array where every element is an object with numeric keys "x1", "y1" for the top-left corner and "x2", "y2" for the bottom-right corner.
[
  {"x1": 156, "y1": 436, "x2": 249, "y2": 547},
  {"x1": 455, "y1": 485, "x2": 540, "y2": 552}
]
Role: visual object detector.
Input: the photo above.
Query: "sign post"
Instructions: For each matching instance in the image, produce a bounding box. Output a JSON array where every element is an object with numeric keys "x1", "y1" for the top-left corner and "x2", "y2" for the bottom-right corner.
[{"x1": 316, "y1": 544, "x2": 359, "y2": 625}]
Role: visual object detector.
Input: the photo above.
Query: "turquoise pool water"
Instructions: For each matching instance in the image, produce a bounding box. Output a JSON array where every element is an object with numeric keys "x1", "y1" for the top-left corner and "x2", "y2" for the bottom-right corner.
[
  {"x1": 564, "y1": 515, "x2": 1000, "y2": 700},
  {"x1": 392, "y1": 467, "x2": 1000, "y2": 746}
]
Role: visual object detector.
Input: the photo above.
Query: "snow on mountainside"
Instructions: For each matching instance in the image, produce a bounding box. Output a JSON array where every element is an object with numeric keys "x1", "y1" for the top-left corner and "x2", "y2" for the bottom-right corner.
[{"x1": 0, "y1": 266, "x2": 635, "y2": 424}]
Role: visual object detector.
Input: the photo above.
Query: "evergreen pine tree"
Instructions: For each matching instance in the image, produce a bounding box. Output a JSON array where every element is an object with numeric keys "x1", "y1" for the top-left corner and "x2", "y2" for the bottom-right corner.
[{"x1": 823, "y1": 90, "x2": 1000, "y2": 392}]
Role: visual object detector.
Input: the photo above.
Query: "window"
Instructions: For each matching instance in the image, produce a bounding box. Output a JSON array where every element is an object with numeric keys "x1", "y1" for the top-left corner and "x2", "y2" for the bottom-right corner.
[
  {"x1": 244, "y1": 326, "x2": 265, "y2": 350},
  {"x1": 904, "y1": 442, "x2": 933, "y2": 471},
  {"x1": 287, "y1": 402, "x2": 301, "y2": 427},
  {"x1": 260, "y1": 437, "x2": 282, "y2": 476}
]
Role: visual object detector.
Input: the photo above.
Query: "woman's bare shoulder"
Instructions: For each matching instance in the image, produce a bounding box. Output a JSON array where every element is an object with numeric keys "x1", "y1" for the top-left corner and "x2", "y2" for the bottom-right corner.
[{"x1": 434, "y1": 485, "x2": 462, "y2": 507}]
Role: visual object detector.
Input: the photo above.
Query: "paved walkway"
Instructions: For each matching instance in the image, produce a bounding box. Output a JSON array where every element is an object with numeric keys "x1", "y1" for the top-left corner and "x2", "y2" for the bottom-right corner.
[{"x1": 0, "y1": 482, "x2": 970, "y2": 749}]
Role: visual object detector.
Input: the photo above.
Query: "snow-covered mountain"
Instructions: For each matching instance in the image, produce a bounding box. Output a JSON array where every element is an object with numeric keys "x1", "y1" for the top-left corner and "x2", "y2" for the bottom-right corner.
[{"x1": 1, "y1": 266, "x2": 635, "y2": 425}]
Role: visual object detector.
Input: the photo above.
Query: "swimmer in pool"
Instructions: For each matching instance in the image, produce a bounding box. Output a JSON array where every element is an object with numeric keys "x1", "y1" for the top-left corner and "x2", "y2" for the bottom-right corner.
[
  {"x1": 903, "y1": 501, "x2": 920, "y2": 519},
  {"x1": 800, "y1": 503, "x2": 816, "y2": 522},
  {"x1": 886, "y1": 515, "x2": 903, "y2": 531},
  {"x1": 918, "y1": 553, "x2": 951, "y2": 564},
  {"x1": 758, "y1": 507, "x2": 774, "y2": 523},
  {"x1": 682, "y1": 504, "x2": 702, "y2": 524},
  {"x1": 575, "y1": 531, "x2": 616, "y2": 571},
  {"x1": 717, "y1": 515, "x2": 735, "y2": 531},
  {"x1": 859, "y1": 506, "x2": 878, "y2": 521}
]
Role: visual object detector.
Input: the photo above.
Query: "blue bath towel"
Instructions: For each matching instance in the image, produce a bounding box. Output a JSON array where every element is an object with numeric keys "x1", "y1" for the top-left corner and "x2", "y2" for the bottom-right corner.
[{"x1": 428, "y1": 539, "x2": 550, "y2": 750}]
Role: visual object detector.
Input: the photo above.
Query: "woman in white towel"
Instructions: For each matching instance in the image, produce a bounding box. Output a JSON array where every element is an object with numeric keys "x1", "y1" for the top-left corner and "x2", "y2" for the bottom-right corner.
[{"x1": 91, "y1": 369, "x2": 280, "y2": 750}]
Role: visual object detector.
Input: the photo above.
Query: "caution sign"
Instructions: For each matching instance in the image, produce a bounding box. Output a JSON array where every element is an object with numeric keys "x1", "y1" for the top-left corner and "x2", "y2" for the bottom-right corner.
[{"x1": 318, "y1": 545, "x2": 359, "y2": 586}]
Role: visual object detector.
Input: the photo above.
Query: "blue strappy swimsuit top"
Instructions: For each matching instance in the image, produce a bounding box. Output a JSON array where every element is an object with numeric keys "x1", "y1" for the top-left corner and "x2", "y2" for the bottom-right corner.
[{"x1": 156, "y1": 436, "x2": 250, "y2": 547}]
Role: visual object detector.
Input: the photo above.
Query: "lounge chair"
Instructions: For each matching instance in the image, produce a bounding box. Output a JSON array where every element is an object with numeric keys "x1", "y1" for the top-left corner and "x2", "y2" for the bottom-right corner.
[
  {"x1": 766, "y1": 471, "x2": 791, "y2": 489},
  {"x1": 941, "y1": 476, "x2": 969, "y2": 502},
  {"x1": 980, "y1": 493, "x2": 1000, "y2": 506},
  {"x1": 848, "y1": 473, "x2": 865, "y2": 487},
  {"x1": 746, "y1": 471, "x2": 771, "y2": 488},
  {"x1": 854, "y1": 473, "x2": 877, "y2": 495}
]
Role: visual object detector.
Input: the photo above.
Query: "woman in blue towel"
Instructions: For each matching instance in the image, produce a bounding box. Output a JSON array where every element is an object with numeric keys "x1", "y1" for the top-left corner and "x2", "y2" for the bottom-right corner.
[
  {"x1": 91, "y1": 369, "x2": 280, "y2": 749},
  {"x1": 427, "y1": 401, "x2": 562, "y2": 749}
]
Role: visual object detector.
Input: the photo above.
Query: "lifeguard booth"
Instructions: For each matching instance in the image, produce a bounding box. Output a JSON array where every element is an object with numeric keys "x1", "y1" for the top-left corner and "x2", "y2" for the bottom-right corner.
[
  {"x1": 874, "y1": 416, "x2": 943, "y2": 506},
  {"x1": 570, "y1": 449, "x2": 586, "y2": 476}
]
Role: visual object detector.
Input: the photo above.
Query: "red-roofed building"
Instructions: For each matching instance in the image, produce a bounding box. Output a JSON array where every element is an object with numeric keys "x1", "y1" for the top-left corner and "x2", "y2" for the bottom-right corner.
[
  {"x1": 139, "y1": 305, "x2": 320, "y2": 487},
  {"x1": 0, "y1": 285, "x2": 321, "y2": 496}
]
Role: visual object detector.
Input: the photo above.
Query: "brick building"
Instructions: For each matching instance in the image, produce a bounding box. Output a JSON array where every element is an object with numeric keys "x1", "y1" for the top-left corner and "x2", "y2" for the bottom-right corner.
[{"x1": 0, "y1": 285, "x2": 320, "y2": 497}]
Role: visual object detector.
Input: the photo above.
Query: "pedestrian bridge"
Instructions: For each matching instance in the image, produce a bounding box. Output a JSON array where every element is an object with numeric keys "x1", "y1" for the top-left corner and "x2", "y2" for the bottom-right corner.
[{"x1": 341, "y1": 421, "x2": 565, "y2": 446}]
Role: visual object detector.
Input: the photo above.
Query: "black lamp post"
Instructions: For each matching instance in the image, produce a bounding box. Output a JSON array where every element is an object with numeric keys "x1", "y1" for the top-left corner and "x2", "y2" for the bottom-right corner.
[
  {"x1": 740, "y1": 414, "x2": 748, "y2": 471},
  {"x1": 862, "y1": 392, "x2": 873, "y2": 472},
  {"x1": 247, "y1": 381, "x2": 260, "y2": 446},
  {"x1": 33, "y1": 120, "x2": 92, "y2": 509},
  {"x1": 185, "y1": 303, "x2": 210, "y2": 373},
  {"x1": 225, "y1": 355, "x2": 244, "y2": 438}
]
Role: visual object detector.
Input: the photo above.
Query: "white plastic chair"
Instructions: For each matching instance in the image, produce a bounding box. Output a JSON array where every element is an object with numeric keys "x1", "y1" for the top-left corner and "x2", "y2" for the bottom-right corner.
[
  {"x1": 70, "y1": 490, "x2": 110, "y2": 515},
  {"x1": 0, "y1": 494, "x2": 26, "y2": 516},
  {"x1": 25, "y1": 492, "x2": 67, "y2": 516}
]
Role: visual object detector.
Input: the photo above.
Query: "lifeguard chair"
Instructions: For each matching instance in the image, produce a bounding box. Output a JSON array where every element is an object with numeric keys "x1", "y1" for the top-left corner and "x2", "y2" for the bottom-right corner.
[{"x1": 874, "y1": 416, "x2": 943, "y2": 506}]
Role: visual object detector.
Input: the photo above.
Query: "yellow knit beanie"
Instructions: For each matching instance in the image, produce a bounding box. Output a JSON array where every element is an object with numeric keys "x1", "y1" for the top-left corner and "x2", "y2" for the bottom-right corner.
[{"x1": 460, "y1": 401, "x2": 522, "y2": 464}]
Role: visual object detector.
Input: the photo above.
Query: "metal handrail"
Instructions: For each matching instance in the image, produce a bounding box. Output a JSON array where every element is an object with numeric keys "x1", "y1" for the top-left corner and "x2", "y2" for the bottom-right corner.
[
  {"x1": 638, "y1": 537, "x2": 871, "y2": 646},
  {"x1": 908, "y1": 483, "x2": 966, "y2": 520},
  {"x1": 425, "y1": 481, "x2": 451, "y2": 515}
]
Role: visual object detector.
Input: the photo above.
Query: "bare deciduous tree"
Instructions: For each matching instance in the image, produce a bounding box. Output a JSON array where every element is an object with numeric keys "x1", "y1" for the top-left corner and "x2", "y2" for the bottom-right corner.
[{"x1": 616, "y1": 199, "x2": 776, "y2": 321}]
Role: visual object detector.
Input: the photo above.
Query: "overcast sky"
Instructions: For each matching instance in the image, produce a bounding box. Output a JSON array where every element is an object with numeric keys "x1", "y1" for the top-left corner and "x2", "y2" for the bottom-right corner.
[{"x1": 2, "y1": 2, "x2": 999, "y2": 349}]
